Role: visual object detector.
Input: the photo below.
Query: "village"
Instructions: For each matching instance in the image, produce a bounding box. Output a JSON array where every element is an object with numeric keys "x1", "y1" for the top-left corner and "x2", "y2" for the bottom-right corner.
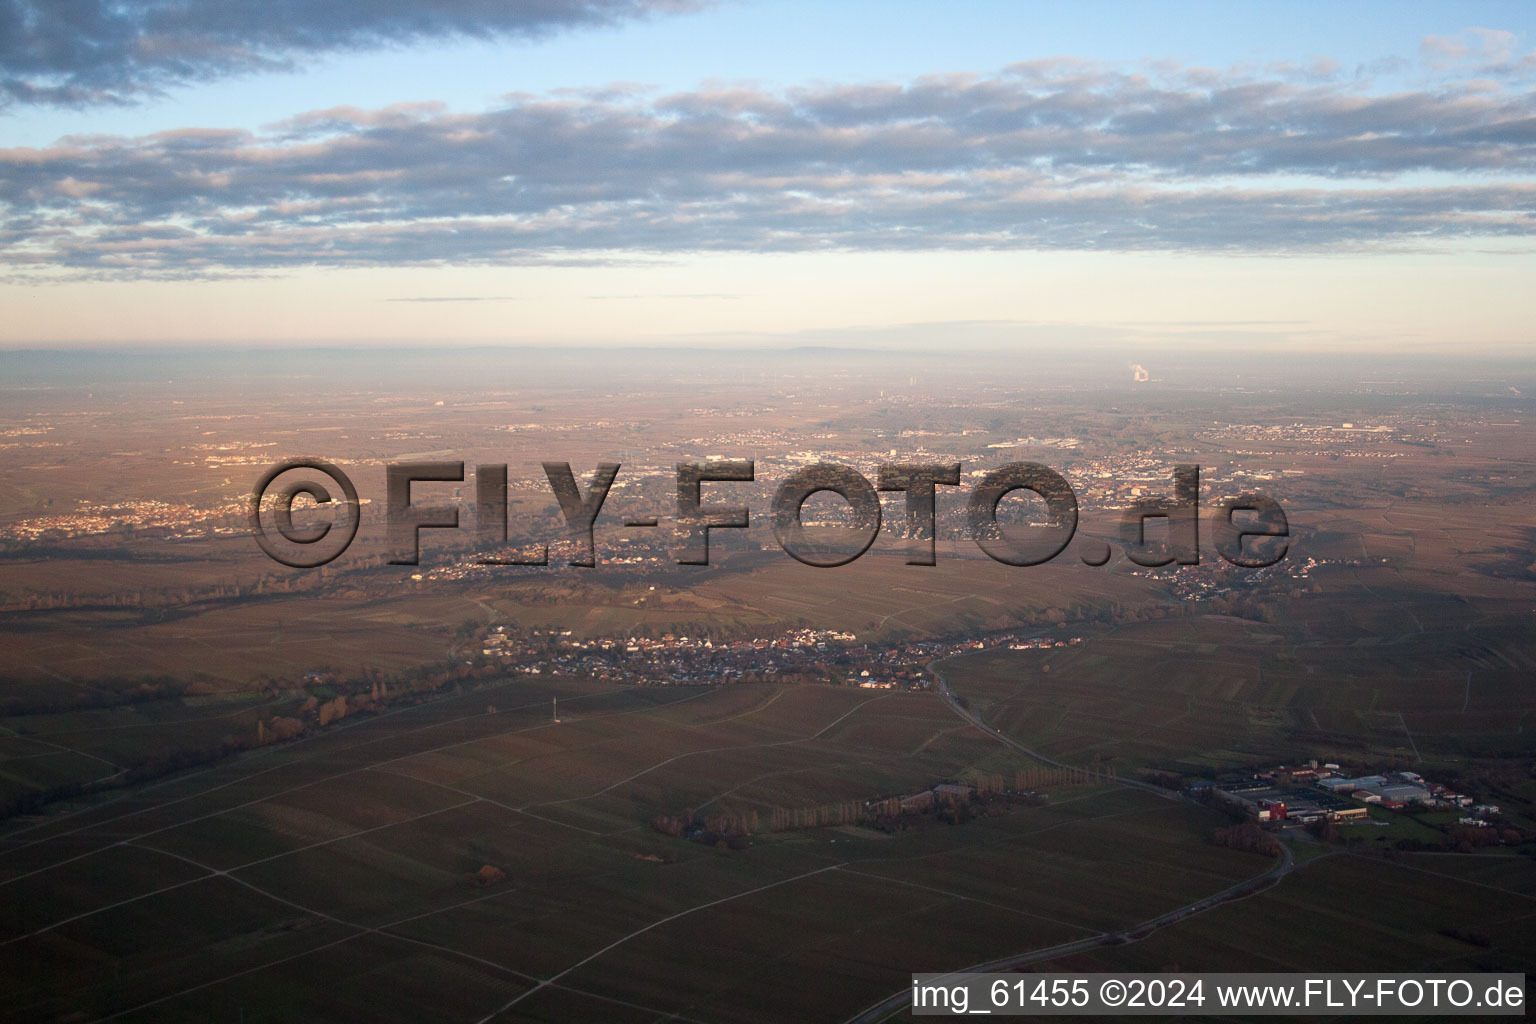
[{"x1": 475, "y1": 624, "x2": 1082, "y2": 688}]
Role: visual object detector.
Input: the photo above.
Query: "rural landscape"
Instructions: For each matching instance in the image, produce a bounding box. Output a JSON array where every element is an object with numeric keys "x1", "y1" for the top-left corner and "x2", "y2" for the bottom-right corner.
[
  {"x1": 3, "y1": 0, "x2": 1535, "y2": 1020},
  {"x1": 1, "y1": 347, "x2": 1532, "y2": 1021}
]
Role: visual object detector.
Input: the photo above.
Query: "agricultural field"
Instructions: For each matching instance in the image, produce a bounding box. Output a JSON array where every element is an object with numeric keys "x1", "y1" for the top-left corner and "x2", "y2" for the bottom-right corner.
[
  {"x1": 0, "y1": 677, "x2": 1273, "y2": 1023},
  {"x1": 1026, "y1": 852, "x2": 1536, "y2": 976},
  {"x1": 941, "y1": 596, "x2": 1536, "y2": 774},
  {"x1": 2, "y1": 350, "x2": 1533, "y2": 1021}
]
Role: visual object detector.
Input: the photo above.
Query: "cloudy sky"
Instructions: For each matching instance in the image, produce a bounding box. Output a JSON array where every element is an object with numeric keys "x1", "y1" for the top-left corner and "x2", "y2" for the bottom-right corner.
[{"x1": 2, "y1": 1, "x2": 1534, "y2": 351}]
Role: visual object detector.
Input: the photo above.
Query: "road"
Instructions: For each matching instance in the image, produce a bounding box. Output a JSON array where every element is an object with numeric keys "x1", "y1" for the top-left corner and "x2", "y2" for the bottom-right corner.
[
  {"x1": 845, "y1": 839, "x2": 1294, "y2": 1024},
  {"x1": 927, "y1": 656, "x2": 1178, "y2": 801},
  {"x1": 840, "y1": 656, "x2": 1298, "y2": 1024}
]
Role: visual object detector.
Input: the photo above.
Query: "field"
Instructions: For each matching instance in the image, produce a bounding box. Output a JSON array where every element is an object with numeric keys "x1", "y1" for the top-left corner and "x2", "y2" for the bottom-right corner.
[
  {"x1": 0, "y1": 542, "x2": 1169, "y2": 688},
  {"x1": 0, "y1": 677, "x2": 1272, "y2": 1023},
  {"x1": 1025, "y1": 852, "x2": 1536, "y2": 976},
  {"x1": 941, "y1": 592, "x2": 1536, "y2": 774},
  {"x1": 2, "y1": 354, "x2": 1534, "y2": 1021}
]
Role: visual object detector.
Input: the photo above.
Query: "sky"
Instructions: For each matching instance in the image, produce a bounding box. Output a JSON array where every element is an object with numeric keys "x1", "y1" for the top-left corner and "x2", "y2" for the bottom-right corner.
[{"x1": 1, "y1": 1, "x2": 1534, "y2": 352}]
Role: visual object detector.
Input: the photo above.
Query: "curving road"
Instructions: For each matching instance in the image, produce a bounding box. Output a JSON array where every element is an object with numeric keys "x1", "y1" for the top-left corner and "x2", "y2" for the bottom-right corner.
[
  {"x1": 927, "y1": 656, "x2": 1179, "y2": 801},
  {"x1": 844, "y1": 841, "x2": 1294, "y2": 1024},
  {"x1": 840, "y1": 656, "x2": 1297, "y2": 1024}
]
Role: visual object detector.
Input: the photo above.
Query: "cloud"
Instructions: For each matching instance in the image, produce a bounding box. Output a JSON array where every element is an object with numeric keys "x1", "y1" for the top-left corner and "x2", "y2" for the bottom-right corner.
[
  {"x1": 0, "y1": 0, "x2": 705, "y2": 108},
  {"x1": 1421, "y1": 27, "x2": 1536, "y2": 77},
  {"x1": 3, "y1": 62, "x2": 1535, "y2": 277},
  {"x1": 1422, "y1": 27, "x2": 1516, "y2": 64}
]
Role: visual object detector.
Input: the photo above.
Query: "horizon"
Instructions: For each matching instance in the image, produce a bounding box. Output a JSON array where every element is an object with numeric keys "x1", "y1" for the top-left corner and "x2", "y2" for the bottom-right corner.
[{"x1": 2, "y1": 8, "x2": 1534, "y2": 1021}]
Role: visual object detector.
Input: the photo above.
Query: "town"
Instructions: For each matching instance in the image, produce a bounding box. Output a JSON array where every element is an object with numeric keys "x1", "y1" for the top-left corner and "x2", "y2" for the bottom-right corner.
[{"x1": 475, "y1": 624, "x2": 1082, "y2": 688}]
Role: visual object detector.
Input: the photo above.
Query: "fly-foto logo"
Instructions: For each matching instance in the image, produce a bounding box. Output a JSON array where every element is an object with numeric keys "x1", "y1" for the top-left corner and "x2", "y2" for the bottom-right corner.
[{"x1": 250, "y1": 459, "x2": 1288, "y2": 570}]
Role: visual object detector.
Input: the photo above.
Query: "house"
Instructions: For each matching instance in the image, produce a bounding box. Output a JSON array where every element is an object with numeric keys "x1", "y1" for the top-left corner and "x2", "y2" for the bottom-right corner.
[{"x1": 1256, "y1": 799, "x2": 1286, "y2": 822}]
